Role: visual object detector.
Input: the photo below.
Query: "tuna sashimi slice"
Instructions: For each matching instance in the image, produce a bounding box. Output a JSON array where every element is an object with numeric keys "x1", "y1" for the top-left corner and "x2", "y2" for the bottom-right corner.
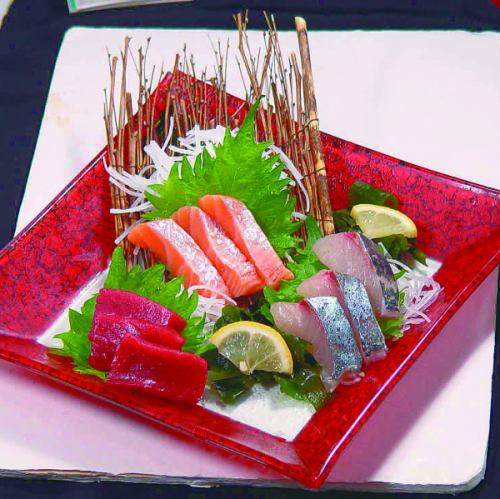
[
  {"x1": 270, "y1": 299, "x2": 362, "y2": 382},
  {"x1": 108, "y1": 335, "x2": 208, "y2": 404},
  {"x1": 128, "y1": 219, "x2": 229, "y2": 299},
  {"x1": 172, "y1": 206, "x2": 263, "y2": 297},
  {"x1": 95, "y1": 288, "x2": 186, "y2": 332},
  {"x1": 88, "y1": 314, "x2": 185, "y2": 371},
  {"x1": 297, "y1": 270, "x2": 387, "y2": 363},
  {"x1": 198, "y1": 195, "x2": 293, "y2": 290},
  {"x1": 313, "y1": 231, "x2": 399, "y2": 318}
]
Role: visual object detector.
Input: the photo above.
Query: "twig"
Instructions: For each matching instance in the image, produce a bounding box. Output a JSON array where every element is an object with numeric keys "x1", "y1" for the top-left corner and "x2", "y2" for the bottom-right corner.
[{"x1": 295, "y1": 16, "x2": 334, "y2": 235}]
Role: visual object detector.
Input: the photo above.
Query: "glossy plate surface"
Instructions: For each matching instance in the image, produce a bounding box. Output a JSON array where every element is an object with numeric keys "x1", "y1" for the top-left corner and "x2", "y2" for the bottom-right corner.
[{"x1": 0, "y1": 78, "x2": 498, "y2": 488}]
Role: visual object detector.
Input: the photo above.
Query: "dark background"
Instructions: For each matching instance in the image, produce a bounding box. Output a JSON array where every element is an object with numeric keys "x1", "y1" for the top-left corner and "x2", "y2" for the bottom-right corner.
[{"x1": 0, "y1": 1, "x2": 498, "y2": 498}]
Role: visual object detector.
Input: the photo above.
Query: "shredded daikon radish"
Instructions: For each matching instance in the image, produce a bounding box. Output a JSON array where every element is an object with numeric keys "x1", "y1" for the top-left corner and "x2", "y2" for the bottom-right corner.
[
  {"x1": 144, "y1": 141, "x2": 175, "y2": 176},
  {"x1": 292, "y1": 211, "x2": 307, "y2": 220},
  {"x1": 380, "y1": 248, "x2": 442, "y2": 331},
  {"x1": 109, "y1": 177, "x2": 142, "y2": 197},
  {"x1": 188, "y1": 285, "x2": 237, "y2": 305},
  {"x1": 110, "y1": 201, "x2": 153, "y2": 214},
  {"x1": 268, "y1": 144, "x2": 310, "y2": 214},
  {"x1": 162, "y1": 116, "x2": 175, "y2": 151},
  {"x1": 189, "y1": 290, "x2": 229, "y2": 326}
]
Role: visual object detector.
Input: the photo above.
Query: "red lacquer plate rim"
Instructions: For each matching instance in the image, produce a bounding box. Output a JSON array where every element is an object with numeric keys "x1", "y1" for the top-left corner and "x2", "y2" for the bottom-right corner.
[
  {"x1": 1, "y1": 124, "x2": 499, "y2": 488},
  {"x1": 2, "y1": 149, "x2": 106, "y2": 260}
]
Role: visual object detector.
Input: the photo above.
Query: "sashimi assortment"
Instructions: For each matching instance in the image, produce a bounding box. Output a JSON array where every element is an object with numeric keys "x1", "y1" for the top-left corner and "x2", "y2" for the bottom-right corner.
[{"x1": 52, "y1": 94, "x2": 441, "y2": 412}]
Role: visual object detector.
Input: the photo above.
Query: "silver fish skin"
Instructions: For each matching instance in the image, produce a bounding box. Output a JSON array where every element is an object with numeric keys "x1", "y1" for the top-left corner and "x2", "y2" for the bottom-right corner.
[
  {"x1": 357, "y1": 234, "x2": 399, "y2": 317},
  {"x1": 304, "y1": 296, "x2": 362, "y2": 382},
  {"x1": 336, "y1": 273, "x2": 387, "y2": 363},
  {"x1": 313, "y1": 231, "x2": 399, "y2": 318}
]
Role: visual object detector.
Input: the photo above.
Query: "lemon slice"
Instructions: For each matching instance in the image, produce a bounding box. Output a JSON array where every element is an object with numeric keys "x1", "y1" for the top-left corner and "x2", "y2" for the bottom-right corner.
[
  {"x1": 351, "y1": 203, "x2": 418, "y2": 239},
  {"x1": 210, "y1": 321, "x2": 293, "y2": 375}
]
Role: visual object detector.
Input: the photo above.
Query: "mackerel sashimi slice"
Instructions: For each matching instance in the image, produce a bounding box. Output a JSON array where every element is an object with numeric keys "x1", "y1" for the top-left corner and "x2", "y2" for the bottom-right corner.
[
  {"x1": 296, "y1": 269, "x2": 338, "y2": 297},
  {"x1": 95, "y1": 288, "x2": 186, "y2": 332},
  {"x1": 313, "y1": 232, "x2": 399, "y2": 318},
  {"x1": 336, "y1": 273, "x2": 387, "y2": 362},
  {"x1": 128, "y1": 219, "x2": 229, "y2": 299},
  {"x1": 108, "y1": 335, "x2": 208, "y2": 405},
  {"x1": 198, "y1": 195, "x2": 293, "y2": 290},
  {"x1": 88, "y1": 315, "x2": 185, "y2": 371},
  {"x1": 304, "y1": 297, "x2": 362, "y2": 383},
  {"x1": 172, "y1": 206, "x2": 263, "y2": 297},
  {"x1": 270, "y1": 299, "x2": 362, "y2": 383},
  {"x1": 297, "y1": 270, "x2": 387, "y2": 363},
  {"x1": 270, "y1": 301, "x2": 333, "y2": 373}
]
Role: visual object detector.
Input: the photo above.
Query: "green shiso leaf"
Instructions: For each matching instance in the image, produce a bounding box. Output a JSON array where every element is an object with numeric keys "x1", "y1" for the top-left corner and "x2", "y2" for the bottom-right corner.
[
  {"x1": 51, "y1": 295, "x2": 107, "y2": 380},
  {"x1": 410, "y1": 242, "x2": 427, "y2": 266},
  {"x1": 377, "y1": 316, "x2": 405, "y2": 340},
  {"x1": 143, "y1": 101, "x2": 301, "y2": 256},
  {"x1": 376, "y1": 234, "x2": 410, "y2": 260},
  {"x1": 182, "y1": 316, "x2": 214, "y2": 356},
  {"x1": 348, "y1": 180, "x2": 399, "y2": 209},
  {"x1": 51, "y1": 247, "x2": 209, "y2": 379}
]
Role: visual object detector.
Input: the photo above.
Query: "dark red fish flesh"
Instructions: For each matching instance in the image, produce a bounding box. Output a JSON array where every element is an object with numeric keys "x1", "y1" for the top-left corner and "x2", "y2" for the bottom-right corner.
[{"x1": 107, "y1": 335, "x2": 208, "y2": 404}]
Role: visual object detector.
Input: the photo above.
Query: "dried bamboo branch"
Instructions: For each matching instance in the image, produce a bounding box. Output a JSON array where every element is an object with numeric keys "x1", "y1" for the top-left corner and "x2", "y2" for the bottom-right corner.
[{"x1": 295, "y1": 16, "x2": 335, "y2": 235}]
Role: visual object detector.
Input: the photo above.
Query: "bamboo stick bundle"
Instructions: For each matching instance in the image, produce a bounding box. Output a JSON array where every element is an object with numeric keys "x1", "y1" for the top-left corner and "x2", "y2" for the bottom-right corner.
[{"x1": 104, "y1": 13, "x2": 334, "y2": 268}]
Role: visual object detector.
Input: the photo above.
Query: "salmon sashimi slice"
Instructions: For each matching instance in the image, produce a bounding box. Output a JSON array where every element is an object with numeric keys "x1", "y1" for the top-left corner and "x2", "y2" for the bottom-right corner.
[
  {"x1": 128, "y1": 219, "x2": 229, "y2": 299},
  {"x1": 198, "y1": 195, "x2": 293, "y2": 290},
  {"x1": 172, "y1": 206, "x2": 263, "y2": 297}
]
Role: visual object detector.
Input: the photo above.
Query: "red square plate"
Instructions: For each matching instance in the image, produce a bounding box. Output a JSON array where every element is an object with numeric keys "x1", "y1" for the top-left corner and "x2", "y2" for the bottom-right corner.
[{"x1": 0, "y1": 78, "x2": 498, "y2": 489}]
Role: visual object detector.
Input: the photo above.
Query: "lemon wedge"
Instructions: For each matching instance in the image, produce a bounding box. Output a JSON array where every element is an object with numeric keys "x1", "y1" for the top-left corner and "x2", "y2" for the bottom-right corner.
[
  {"x1": 210, "y1": 321, "x2": 293, "y2": 375},
  {"x1": 351, "y1": 203, "x2": 418, "y2": 239}
]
